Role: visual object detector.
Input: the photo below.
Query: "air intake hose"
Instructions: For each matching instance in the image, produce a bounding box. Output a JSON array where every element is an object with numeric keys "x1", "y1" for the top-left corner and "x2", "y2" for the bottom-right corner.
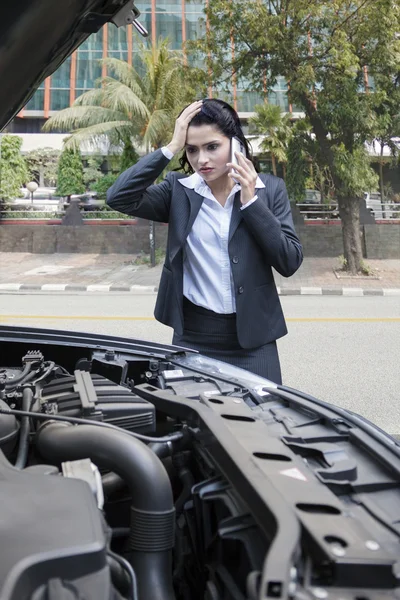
[{"x1": 36, "y1": 422, "x2": 176, "y2": 600}]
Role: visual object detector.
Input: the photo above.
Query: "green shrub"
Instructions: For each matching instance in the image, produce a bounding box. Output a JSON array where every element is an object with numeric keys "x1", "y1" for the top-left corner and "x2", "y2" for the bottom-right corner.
[{"x1": 92, "y1": 173, "x2": 119, "y2": 198}]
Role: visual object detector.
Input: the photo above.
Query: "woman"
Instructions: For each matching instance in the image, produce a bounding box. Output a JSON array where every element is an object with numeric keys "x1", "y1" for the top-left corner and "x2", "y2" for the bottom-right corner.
[{"x1": 107, "y1": 99, "x2": 303, "y2": 384}]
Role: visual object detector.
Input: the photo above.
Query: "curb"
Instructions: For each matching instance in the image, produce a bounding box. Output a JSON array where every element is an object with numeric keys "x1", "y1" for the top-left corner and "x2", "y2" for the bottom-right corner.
[
  {"x1": 0, "y1": 283, "x2": 158, "y2": 293},
  {"x1": 0, "y1": 283, "x2": 399, "y2": 296}
]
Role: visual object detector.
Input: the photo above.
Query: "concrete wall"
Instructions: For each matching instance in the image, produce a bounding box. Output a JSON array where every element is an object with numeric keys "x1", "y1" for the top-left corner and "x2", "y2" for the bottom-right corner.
[
  {"x1": 297, "y1": 224, "x2": 400, "y2": 259},
  {"x1": 0, "y1": 222, "x2": 398, "y2": 259},
  {"x1": 0, "y1": 223, "x2": 169, "y2": 254},
  {"x1": 364, "y1": 224, "x2": 400, "y2": 259},
  {"x1": 297, "y1": 225, "x2": 344, "y2": 257}
]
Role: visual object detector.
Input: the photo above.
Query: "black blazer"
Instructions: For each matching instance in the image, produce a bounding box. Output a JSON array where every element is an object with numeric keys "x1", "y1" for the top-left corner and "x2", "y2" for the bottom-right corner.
[{"x1": 107, "y1": 149, "x2": 303, "y2": 348}]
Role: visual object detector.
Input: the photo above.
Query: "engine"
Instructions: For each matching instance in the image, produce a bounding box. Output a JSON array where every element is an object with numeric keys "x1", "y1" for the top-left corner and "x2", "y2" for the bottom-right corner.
[
  {"x1": 0, "y1": 341, "x2": 399, "y2": 600},
  {"x1": 0, "y1": 347, "x2": 247, "y2": 600}
]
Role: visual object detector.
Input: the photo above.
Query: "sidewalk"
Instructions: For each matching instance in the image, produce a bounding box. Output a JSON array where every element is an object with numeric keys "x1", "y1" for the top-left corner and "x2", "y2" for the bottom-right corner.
[{"x1": 0, "y1": 253, "x2": 399, "y2": 295}]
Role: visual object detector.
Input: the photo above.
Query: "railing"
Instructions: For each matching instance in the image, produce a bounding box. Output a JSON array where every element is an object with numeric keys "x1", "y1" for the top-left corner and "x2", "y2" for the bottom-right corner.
[
  {"x1": 366, "y1": 202, "x2": 400, "y2": 219},
  {"x1": 296, "y1": 203, "x2": 339, "y2": 220},
  {"x1": 81, "y1": 210, "x2": 131, "y2": 219},
  {"x1": 0, "y1": 210, "x2": 130, "y2": 220},
  {"x1": 296, "y1": 202, "x2": 400, "y2": 220}
]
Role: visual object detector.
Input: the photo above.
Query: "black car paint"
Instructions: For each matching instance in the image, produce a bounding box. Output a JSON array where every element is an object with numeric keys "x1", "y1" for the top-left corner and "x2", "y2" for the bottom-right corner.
[{"x1": 0, "y1": 1, "x2": 139, "y2": 131}]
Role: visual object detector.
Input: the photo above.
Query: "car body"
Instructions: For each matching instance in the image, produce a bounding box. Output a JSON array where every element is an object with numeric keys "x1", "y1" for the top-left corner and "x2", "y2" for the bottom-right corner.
[
  {"x1": 68, "y1": 191, "x2": 103, "y2": 211},
  {"x1": 1, "y1": 325, "x2": 400, "y2": 600},
  {"x1": 364, "y1": 192, "x2": 399, "y2": 220},
  {"x1": 296, "y1": 190, "x2": 339, "y2": 220},
  {"x1": 9, "y1": 188, "x2": 62, "y2": 212},
  {"x1": 0, "y1": 3, "x2": 400, "y2": 600},
  {"x1": 10, "y1": 189, "x2": 102, "y2": 212}
]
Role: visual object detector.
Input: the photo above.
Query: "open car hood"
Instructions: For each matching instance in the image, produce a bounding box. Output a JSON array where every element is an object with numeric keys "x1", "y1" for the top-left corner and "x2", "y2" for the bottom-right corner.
[
  {"x1": 0, "y1": 324, "x2": 400, "y2": 599},
  {"x1": 0, "y1": 0, "x2": 146, "y2": 131}
]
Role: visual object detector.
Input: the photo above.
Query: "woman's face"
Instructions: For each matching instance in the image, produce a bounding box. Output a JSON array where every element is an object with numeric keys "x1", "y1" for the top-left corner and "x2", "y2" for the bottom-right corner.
[{"x1": 185, "y1": 124, "x2": 231, "y2": 183}]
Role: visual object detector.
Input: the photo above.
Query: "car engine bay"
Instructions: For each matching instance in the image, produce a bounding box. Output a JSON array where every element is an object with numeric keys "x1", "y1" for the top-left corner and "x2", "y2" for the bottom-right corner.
[{"x1": 0, "y1": 326, "x2": 399, "y2": 600}]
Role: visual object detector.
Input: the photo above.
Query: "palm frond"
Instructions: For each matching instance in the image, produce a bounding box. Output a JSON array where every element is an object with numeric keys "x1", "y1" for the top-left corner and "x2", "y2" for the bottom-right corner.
[
  {"x1": 101, "y1": 58, "x2": 145, "y2": 97},
  {"x1": 73, "y1": 88, "x2": 107, "y2": 107},
  {"x1": 142, "y1": 110, "x2": 174, "y2": 148},
  {"x1": 62, "y1": 121, "x2": 134, "y2": 151},
  {"x1": 43, "y1": 105, "x2": 127, "y2": 132},
  {"x1": 100, "y1": 80, "x2": 150, "y2": 121}
]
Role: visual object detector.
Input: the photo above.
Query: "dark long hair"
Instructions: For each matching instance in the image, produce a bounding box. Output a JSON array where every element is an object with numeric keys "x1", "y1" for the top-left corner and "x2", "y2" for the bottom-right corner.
[{"x1": 178, "y1": 98, "x2": 255, "y2": 173}]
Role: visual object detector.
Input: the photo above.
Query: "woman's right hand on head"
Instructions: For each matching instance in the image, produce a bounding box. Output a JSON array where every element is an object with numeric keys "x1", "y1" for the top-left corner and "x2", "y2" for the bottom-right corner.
[{"x1": 166, "y1": 101, "x2": 203, "y2": 155}]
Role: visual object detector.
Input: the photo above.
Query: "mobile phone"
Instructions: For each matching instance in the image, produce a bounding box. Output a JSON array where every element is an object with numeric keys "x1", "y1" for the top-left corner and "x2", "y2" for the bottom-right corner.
[{"x1": 231, "y1": 137, "x2": 244, "y2": 180}]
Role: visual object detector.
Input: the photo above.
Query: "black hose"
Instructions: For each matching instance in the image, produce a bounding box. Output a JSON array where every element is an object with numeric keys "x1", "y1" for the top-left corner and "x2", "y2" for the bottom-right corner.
[
  {"x1": 0, "y1": 406, "x2": 185, "y2": 444},
  {"x1": 149, "y1": 440, "x2": 174, "y2": 459},
  {"x1": 5, "y1": 363, "x2": 32, "y2": 389},
  {"x1": 36, "y1": 422, "x2": 176, "y2": 600},
  {"x1": 102, "y1": 441, "x2": 174, "y2": 497},
  {"x1": 14, "y1": 388, "x2": 32, "y2": 469},
  {"x1": 172, "y1": 453, "x2": 195, "y2": 516},
  {"x1": 107, "y1": 550, "x2": 138, "y2": 600},
  {"x1": 111, "y1": 527, "x2": 130, "y2": 539},
  {"x1": 175, "y1": 465, "x2": 195, "y2": 515},
  {"x1": 102, "y1": 471, "x2": 127, "y2": 496}
]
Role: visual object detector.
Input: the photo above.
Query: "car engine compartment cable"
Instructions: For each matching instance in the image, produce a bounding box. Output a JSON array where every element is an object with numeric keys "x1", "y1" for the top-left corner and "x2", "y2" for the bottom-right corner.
[
  {"x1": 107, "y1": 549, "x2": 138, "y2": 600},
  {"x1": 14, "y1": 387, "x2": 33, "y2": 469},
  {"x1": 0, "y1": 406, "x2": 185, "y2": 444}
]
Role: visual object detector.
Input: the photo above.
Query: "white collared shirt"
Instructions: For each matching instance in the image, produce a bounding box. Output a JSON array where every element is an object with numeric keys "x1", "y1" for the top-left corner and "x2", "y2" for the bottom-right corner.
[{"x1": 161, "y1": 147, "x2": 265, "y2": 314}]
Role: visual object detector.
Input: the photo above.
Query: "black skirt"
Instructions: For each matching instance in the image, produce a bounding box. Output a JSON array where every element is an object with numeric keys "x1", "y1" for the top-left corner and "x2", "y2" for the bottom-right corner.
[{"x1": 172, "y1": 297, "x2": 282, "y2": 384}]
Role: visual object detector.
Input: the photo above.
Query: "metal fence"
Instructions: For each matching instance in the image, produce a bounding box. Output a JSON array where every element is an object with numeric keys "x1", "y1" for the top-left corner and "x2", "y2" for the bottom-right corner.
[
  {"x1": 2, "y1": 204, "x2": 399, "y2": 222},
  {"x1": 296, "y1": 203, "x2": 339, "y2": 220},
  {"x1": 0, "y1": 210, "x2": 129, "y2": 220},
  {"x1": 296, "y1": 202, "x2": 400, "y2": 221}
]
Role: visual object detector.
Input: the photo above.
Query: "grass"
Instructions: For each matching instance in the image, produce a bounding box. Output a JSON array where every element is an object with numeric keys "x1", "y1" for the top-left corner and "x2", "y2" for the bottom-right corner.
[
  {"x1": 133, "y1": 248, "x2": 165, "y2": 266},
  {"x1": 336, "y1": 254, "x2": 376, "y2": 277}
]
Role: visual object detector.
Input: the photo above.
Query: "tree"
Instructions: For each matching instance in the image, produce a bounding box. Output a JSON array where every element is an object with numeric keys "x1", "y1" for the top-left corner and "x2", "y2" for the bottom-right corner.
[
  {"x1": 249, "y1": 103, "x2": 292, "y2": 177},
  {"x1": 285, "y1": 119, "x2": 313, "y2": 203},
  {"x1": 192, "y1": 0, "x2": 400, "y2": 273},
  {"x1": 43, "y1": 38, "x2": 204, "y2": 156},
  {"x1": 25, "y1": 147, "x2": 60, "y2": 187},
  {"x1": 56, "y1": 147, "x2": 85, "y2": 200},
  {"x1": 92, "y1": 173, "x2": 119, "y2": 199},
  {"x1": 83, "y1": 156, "x2": 104, "y2": 189},
  {"x1": 0, "y1": 134, "x2": 28, "y2": 200},
  {"x1": 119, "y1": 138, "x2": 139, "y2": 173}
]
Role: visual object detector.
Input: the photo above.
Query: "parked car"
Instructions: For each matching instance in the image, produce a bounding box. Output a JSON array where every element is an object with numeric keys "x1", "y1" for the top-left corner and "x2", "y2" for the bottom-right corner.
[
  {"x1": 66, "y1": 191, "x2": 103, "y2": 211},
  {"x1": 364, "y1": 191, "x2": 398, "y2": 219},
  {"x1": 16, "y1": 186, "x2": 59, "y2": 200},
  {"x1": 296, "y1": 189, "x2": 339, "y2": 219},
  {"x1": 11, "y1": 187, "x2": 62, "y2": 211},
  {"x1": 12, "y1": 189, "x2": 102, "y2": 212},
  {"x1": 304, "y1": 188, "x2": 321, "y2": 204},
  {"x1": 0, "y1": 3, "x2": 399, "y2": 600}
]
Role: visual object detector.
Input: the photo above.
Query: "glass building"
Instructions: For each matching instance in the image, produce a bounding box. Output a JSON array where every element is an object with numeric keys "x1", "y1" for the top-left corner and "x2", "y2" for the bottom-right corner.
[{"x1": 11, "y1": 0, "x2": 293, "y2": 133}]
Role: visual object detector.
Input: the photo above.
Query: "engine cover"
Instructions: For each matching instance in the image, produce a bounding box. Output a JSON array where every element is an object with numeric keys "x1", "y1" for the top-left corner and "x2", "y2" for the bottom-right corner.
[
  {"x1": 41, "y1": 370, "x2": 155, "y2": 433},
  {"x1": 0, "y1": 451, "x2": 110, "y2": 600}
]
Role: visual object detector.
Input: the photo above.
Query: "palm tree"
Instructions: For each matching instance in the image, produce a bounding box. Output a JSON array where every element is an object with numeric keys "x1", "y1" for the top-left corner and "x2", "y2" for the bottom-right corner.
[
  {"x1": 43, "y1": 39, "x2": 196, "y2": 155},
  {"x1": 249, "y1": 103, "x2": 292, "y2": 177}
]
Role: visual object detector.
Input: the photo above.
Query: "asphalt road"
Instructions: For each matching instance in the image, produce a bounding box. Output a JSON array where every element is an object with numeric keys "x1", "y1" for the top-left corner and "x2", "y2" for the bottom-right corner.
[{"x1": 0, "y1": 292, "x2": 399, "y2": 434}]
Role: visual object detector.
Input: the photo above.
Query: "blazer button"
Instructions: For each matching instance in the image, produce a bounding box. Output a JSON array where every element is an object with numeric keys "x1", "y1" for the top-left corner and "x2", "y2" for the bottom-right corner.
[
  {"x1": 238, "y1": 286, "x2": 244, "y2": 294},
  {"x1": 232, "y1": 256, "x2": 239, "y2": 264}
]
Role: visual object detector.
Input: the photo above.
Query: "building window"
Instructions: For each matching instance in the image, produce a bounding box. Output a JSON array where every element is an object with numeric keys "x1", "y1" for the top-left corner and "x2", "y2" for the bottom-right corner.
[
  {"x1": 108, "y1": 24, "x2": 128, "y2": 55},
  {"x1": 50, "y1": 90, "x2": 70, "y2": 111},
  {"x1": 51, "y1": 57, "x2": 71, "y2": 88},
  {"x1": 267, "y1": 90, "x2": 289, "y2": 112},
  {"x1": 76, "y1": 52, "x2": 102, "y2": 88},
  {"x1": 26, "y1": 89, "x2": 45, "y2": 111},
  {"x1": 79, "y1": 29, "x2": 103, "y2": 51},
  {"x1": 156, "y1": 13, "x2": 183, "y2": 49}
]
